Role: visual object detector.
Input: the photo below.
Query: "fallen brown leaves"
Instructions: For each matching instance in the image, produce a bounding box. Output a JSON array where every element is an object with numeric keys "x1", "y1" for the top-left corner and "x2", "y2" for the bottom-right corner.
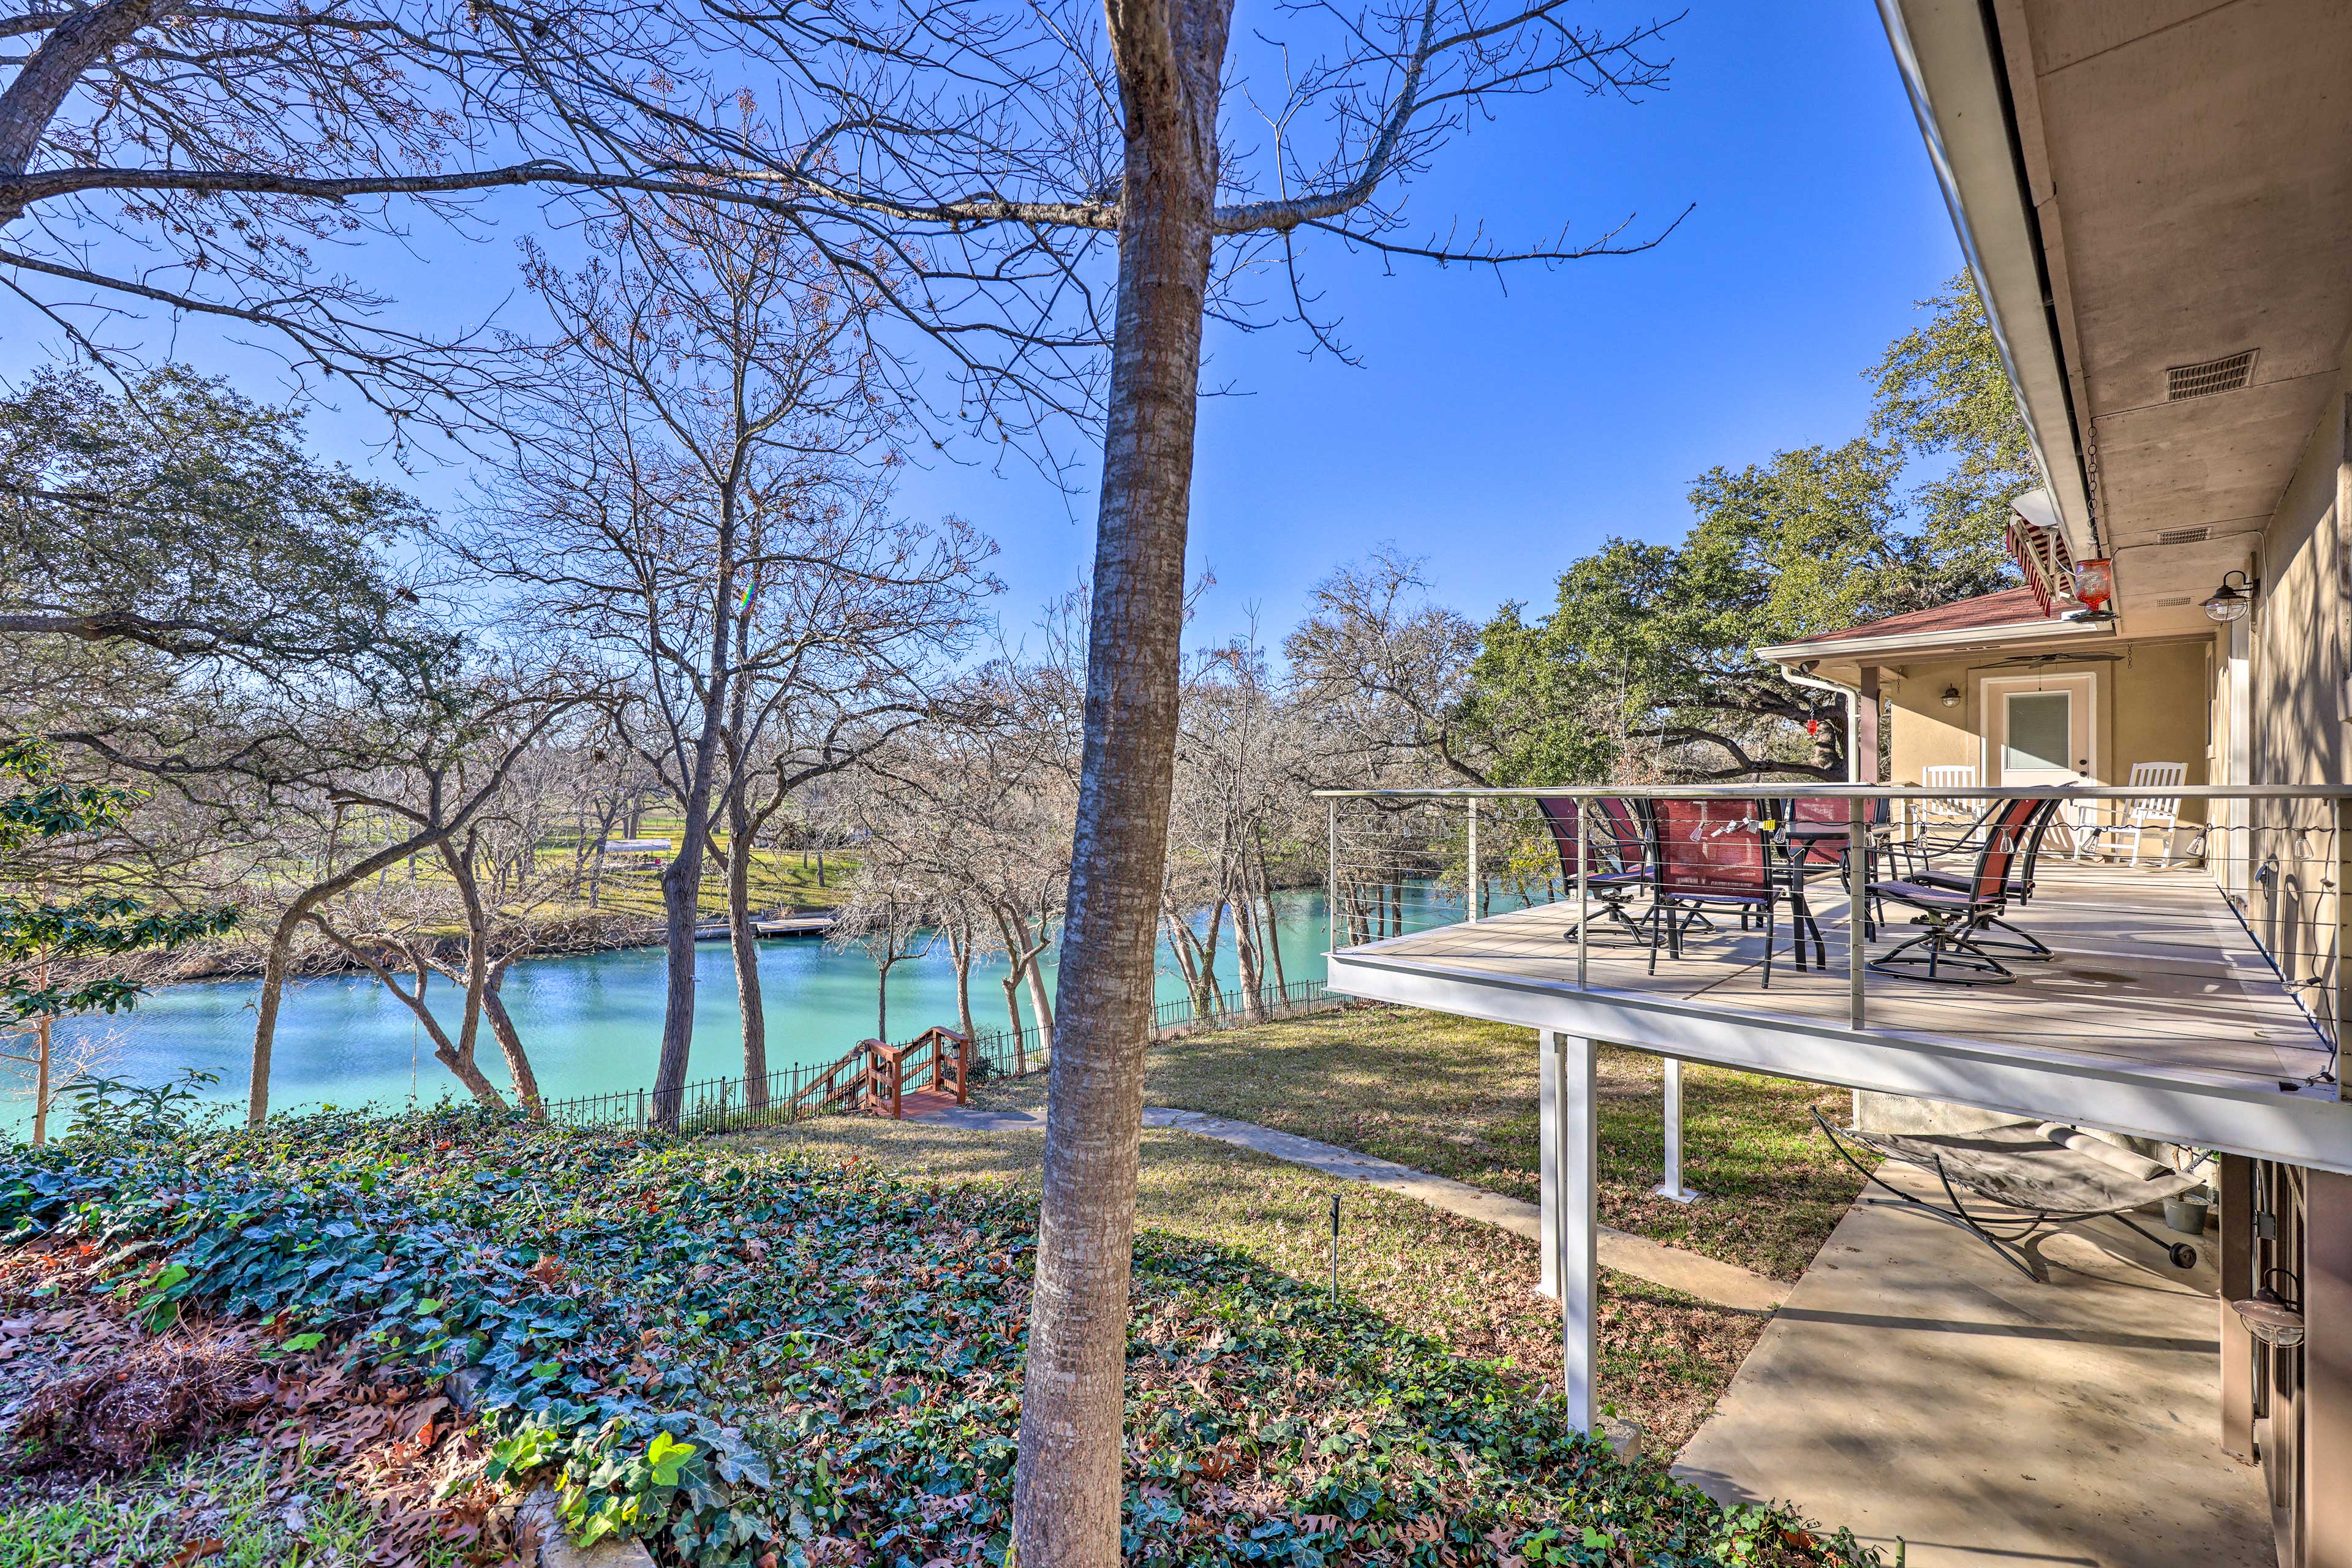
[
  {"x1": 1, "y1": 1237, "x2": 522, "y2": 1566},
  {"x1": 12, "y1": 1323, "x2": 275, "y2": 1472}
]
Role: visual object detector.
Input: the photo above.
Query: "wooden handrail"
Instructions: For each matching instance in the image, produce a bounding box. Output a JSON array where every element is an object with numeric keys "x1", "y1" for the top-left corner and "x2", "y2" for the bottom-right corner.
[{"x1": 784, "y1": 1027, "x2": 978, "y2": 1122}]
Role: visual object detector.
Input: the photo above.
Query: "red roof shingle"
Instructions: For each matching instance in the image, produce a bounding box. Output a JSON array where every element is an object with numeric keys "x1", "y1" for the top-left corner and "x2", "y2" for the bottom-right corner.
[{"x1": 1779, "y1": 586, "x2": 2059, "y2": 648}]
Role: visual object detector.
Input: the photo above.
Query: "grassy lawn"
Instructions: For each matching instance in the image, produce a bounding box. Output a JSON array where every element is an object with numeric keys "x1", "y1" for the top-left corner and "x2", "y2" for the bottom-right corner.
[
  {"x1": 0, "y1": 1442, "x2": 464, "y2": 1568},
  {"x1": 733, "y1": 1112, "x2": 1771, "y2": 1455},
  {"x1": 976, "y1": 1004, "x2": 1865, "y2": 1283}
]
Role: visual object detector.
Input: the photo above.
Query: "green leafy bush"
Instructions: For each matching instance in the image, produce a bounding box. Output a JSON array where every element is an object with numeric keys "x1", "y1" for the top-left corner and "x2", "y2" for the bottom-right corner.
[{"x1": 1, "y1": 1107, "x2": 1873, "y2": 1567}]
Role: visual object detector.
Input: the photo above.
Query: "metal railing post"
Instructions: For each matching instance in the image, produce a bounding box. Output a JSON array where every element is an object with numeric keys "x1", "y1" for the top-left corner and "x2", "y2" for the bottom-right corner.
[
  {"x1": 1575, "y1": 796, "x2": 1590, "y2": 990},
  {"x1": 1848, "y1": 794, "x2": 1868, "y2": 1031},
  {"x1": 1466, "y1": 799, "x2": 1480, "y2": 923},
  {"x1": 1327, "y1": 799, "x2": 1339, "y2": 954}
]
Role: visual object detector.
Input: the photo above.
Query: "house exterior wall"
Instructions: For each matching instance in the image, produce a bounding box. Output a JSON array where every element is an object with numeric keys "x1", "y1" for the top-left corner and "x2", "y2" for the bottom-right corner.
[
  {"x1": 1878, "y1": 637, "x2": 2212, "y2": 822},
  {"x1": 2243, "y1": 346, "x2": 2352, "y2": 1044}
]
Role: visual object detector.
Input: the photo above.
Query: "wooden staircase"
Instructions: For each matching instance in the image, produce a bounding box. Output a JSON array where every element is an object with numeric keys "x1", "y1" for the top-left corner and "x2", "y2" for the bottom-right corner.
[{"x1": 788, "y1": 1027, "x2": 973, "y2": 1120}]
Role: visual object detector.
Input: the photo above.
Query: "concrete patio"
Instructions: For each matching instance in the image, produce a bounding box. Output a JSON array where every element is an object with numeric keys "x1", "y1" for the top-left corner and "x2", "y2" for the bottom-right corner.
[{"x1": 1673, "y1": 1161, "x2": 2274, "y2": 1567}]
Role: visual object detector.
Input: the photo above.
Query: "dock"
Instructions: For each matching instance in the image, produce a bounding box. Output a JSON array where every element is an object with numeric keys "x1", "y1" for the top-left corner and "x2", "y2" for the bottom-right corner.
[{"x1": 693, "y1": 913, "x2": 837, "y2": 941}]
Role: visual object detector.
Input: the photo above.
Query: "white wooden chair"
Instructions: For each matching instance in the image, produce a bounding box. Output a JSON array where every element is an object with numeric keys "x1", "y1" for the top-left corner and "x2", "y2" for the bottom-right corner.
[
  {"x1": 2073, "y1": 761, "x2": 2189, "y2": 866},
  {"x1": 1902, "y1": 765, "x2": 1982, "y2": 870}
]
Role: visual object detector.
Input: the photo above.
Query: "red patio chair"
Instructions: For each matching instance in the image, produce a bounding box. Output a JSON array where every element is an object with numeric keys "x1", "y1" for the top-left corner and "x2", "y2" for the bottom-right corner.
[
  {"x1": 1536, "y1": 796, "x2": 1651, "y2": 944},
  {"x1": 1646, "y1": 798, "x2": 1812, "y2": 988},
  {"x1": 1866, "y1": 796, "x2": 2052, "y2": 984}
]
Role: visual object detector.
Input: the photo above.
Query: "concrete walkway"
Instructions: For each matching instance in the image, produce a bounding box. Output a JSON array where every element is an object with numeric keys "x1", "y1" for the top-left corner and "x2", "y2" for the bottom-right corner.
[
  {"x1": 913, "y1": 1100, "x2": 1786, "y2": 1314},
  {"x1": 1673, "y1": 1163, "x2": 2272, "y2": 1567}
]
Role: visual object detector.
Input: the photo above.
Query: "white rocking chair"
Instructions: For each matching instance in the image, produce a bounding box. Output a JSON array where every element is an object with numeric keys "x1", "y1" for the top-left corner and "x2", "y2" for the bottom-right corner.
[{"x1": 2073, "y1": 761, "x2": 2189, "y2": 867}]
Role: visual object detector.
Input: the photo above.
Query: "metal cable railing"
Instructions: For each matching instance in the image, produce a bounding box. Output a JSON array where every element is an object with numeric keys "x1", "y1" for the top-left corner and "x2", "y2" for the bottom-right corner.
[{"x1": 1318, "y1": 784, "x2": 2352, "y2": 1087}]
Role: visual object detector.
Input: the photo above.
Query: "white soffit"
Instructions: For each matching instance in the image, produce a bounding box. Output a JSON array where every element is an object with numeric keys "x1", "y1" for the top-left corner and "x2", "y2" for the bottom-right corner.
[{"x1": 1875, "y1": 0, "x2": 2095, "y2": 545}]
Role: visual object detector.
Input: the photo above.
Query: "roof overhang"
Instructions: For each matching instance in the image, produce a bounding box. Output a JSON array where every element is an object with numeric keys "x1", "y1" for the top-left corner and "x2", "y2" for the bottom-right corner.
[
  {"x1": 1756, "y1": 612, "x2": 2106, "y2": 667},
  {"x1": 1876, "y1": 0, "x2": 2352, "y2": 640},
  {"x1": 1874, "y1": 0, "x2": 2092, "y2": 543}
]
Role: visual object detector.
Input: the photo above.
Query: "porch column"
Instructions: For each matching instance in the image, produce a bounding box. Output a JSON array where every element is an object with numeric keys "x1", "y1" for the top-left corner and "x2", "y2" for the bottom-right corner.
[
  {"x1": 1537, "y1": 1029, "x2": 1598, "y2": 1430},
  {"x1": 1855, "y1": 665, "x2": 1882, "y2": 782},
  {"x1": 2218, "y1": 1153, "x2": 2255, "y2": 1463},
  {"x1": 1654, "y1": 1058, "x2": 1701, "y2": 1202},
  {"x1": 2310, "y1": 1170, "x2": 2352, "y2": 1568}
]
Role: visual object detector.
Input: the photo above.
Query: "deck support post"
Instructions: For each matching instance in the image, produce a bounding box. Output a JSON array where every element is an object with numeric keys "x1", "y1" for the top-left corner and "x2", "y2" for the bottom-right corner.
[
  {"x1": 2311, "y1": 1169, "x2": 2352, "y2": 1568},
  {"x1": 1537, "y1": 1030, "x2": 1597, "y2": 1430},
  {"x1": 2219, "y1": 1152, "x2": 2256, "y2": 1463},
  {"x1": 1653, "y1": 1057, "x2": 1701, "y2": 1202}
]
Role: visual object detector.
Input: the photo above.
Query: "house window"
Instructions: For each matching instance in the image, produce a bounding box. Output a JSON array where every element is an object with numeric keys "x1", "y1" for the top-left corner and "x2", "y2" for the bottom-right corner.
[{"x1": 2003, "y1": 691, "x2": 2073, "y2": 774}]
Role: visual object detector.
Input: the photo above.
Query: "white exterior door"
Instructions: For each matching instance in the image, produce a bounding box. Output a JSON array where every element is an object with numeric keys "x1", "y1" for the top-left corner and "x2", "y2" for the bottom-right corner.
[{"x1": 1983, "y1": 673, "x2": 2097, "y2": 788}]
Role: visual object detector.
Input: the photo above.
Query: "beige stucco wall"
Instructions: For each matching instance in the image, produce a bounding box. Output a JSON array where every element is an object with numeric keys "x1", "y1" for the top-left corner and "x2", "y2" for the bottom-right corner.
[
  {"x1": 2242, "y1": 344, "x2": 2351, "y2": 1026},
  {"x1": 1878, "y1": 638, "x2": 2212, "y2": 827}
]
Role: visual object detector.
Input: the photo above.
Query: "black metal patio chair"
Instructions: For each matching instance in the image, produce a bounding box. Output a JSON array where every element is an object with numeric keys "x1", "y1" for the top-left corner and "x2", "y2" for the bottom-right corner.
[
  {"x1": 1536, "y1": 795, "x2": 1651, "y2": 945},
  {"x1": 1646, "y1": 797, "x2": 1816, "y2": 987},
  {"x1": 1864, "y1": 796, "x2": 2055, "y2": 984},
  {"x1": 1902, "y1": 791, "x2": 2069, "y2": 957}
]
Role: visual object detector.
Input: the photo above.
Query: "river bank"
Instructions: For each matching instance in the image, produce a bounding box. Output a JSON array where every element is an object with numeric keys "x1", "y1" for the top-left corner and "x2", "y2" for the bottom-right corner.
[{"x1": 9, "y1": 891, "x2": 1335, "y2": 1134}]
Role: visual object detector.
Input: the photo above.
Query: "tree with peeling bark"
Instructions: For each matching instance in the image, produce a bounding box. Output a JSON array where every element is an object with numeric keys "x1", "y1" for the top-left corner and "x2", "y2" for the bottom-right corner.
[{"x1": 470, "y1": 195, "x2": 997, "y2": 1126}]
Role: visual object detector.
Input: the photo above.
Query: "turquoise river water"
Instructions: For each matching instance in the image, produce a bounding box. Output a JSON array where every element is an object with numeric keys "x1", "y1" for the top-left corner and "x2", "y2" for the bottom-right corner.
[{"x1": 6, "y1": 891, "x2": 1338, "y2": 1132}]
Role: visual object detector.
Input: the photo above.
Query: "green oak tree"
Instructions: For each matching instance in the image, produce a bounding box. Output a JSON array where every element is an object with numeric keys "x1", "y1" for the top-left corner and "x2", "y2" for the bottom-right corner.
[
  {"x1": 0, "y1": 736, "x2": 236, "y2": 1144},
  {"x1": 1464, "y1": 274, "x2": 2031, "y2": 783}
]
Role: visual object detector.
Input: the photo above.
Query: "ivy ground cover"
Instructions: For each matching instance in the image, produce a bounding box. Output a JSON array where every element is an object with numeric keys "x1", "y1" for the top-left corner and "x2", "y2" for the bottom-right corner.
[{"x1": 1, "y1": 1108, "x2": 1876, "y2": 1567}]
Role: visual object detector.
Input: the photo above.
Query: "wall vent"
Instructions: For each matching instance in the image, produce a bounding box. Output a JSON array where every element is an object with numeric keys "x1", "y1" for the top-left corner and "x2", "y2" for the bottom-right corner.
[
  {"x1": 2152, "y1": 595, "x2": 2193, "y2": 608},
  {"x1": 2166, "y1": 350, "x2": 2258, "y2": 401},
  {"x1": 2155, "y1": 525, "x2": 2211, "y2": 545}
]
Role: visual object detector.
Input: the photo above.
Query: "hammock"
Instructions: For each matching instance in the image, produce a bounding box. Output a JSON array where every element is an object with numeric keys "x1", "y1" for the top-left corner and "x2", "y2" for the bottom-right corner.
[{"x1": 1814, "y1": 1111, "x2": 2208, "y2": 1282}]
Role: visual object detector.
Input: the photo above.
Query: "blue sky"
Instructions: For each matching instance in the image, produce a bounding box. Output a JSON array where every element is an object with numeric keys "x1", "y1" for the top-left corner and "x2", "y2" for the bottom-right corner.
[{"x1": 2, "y1": 3, "x2": 1961, "y2": 654}]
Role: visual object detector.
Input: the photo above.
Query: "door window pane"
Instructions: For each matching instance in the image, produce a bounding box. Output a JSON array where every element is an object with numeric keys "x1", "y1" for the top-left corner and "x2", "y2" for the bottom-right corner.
[{"x1": 2003, "y1": 692, "x2": 2071, "y2": 772}]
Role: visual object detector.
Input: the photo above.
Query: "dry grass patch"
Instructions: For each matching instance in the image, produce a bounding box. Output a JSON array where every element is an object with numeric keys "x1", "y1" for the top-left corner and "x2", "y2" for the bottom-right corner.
[
  {"x1": 973, "y1": 1005, "x2": 1866, "y2": 1281},
  {"x1": 734, "y1": 1111, "x2": 1770, "y2": 1452}
]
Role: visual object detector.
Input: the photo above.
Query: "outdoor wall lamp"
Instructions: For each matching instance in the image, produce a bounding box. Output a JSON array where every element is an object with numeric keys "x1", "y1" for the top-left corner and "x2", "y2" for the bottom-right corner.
[
  {"x1": 2230, "y1": 1267, "x2": 2305, "y2": 1348},
  {"x1": 1940, "y1": 686, "x2": 1961, "y2": 708},
  {"x1": 2203, "y1": 570, "x2": 2259, "y2": 622}
]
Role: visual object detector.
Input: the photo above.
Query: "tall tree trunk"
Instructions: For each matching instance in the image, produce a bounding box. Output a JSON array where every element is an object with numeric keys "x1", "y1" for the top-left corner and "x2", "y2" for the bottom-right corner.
[
  {"x1": 654, "y1": 717, "x2": 727, "y2": 1125},
  {"x1": 949, "y1": 913, "x2": 977, "y2": 1049},
  {"x1": 1000, "y1": 967, "x2": 1028, "y2": 1077},
  {"x1": 1012, "y1": 15, "x2": 1226, "y2": 1553},
  {"x1": 481, "y1": 971, "x2": 541, "y2": 1117},
  {"x1": 1022, "y1": 947, "x2": 1055, "y2": 1055},
  {"x1": 728, "y1": 788, "x2": 770, "y2": 1104},
  {"x1": 1256, "y1": 840, "x2": 1288, "y2": 995},
  {"x1": 28, "y1": 1014, "x2": 50, "y2": 1147},
  {"x1": 1234, "y1": 890, "x2": 1265, "y2": 1021},
  {"x1": 249, "y1": 917, "x2": 298, "y2": 1126}
]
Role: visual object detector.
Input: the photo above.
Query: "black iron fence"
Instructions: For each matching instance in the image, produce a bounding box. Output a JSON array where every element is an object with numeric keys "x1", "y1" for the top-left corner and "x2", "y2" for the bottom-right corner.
[{"x1": 538, "y1": 976, "x2": 1340, "y2": 1140}]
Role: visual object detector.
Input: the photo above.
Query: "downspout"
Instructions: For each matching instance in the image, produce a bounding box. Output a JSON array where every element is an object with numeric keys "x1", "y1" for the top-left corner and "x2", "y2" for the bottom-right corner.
[{"x1": 1784, "y1": 665, "x2": 1864, "y2": 783}]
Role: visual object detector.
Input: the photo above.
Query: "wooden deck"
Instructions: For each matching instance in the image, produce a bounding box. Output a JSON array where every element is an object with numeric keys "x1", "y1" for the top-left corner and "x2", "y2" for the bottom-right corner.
[{"x1": 1341, "y1": 862, "x2": 2337, "y2": 1098}]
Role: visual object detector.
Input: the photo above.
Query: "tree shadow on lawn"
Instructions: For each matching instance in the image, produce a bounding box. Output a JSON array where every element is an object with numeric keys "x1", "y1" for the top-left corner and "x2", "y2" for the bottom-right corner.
[
  {"x1": 736, "y1": 1114, "x2": 1774, "y2": 1454},
  {"x1": 971, "y1": 1005, "x2": 1869, "y2": 1281}
]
